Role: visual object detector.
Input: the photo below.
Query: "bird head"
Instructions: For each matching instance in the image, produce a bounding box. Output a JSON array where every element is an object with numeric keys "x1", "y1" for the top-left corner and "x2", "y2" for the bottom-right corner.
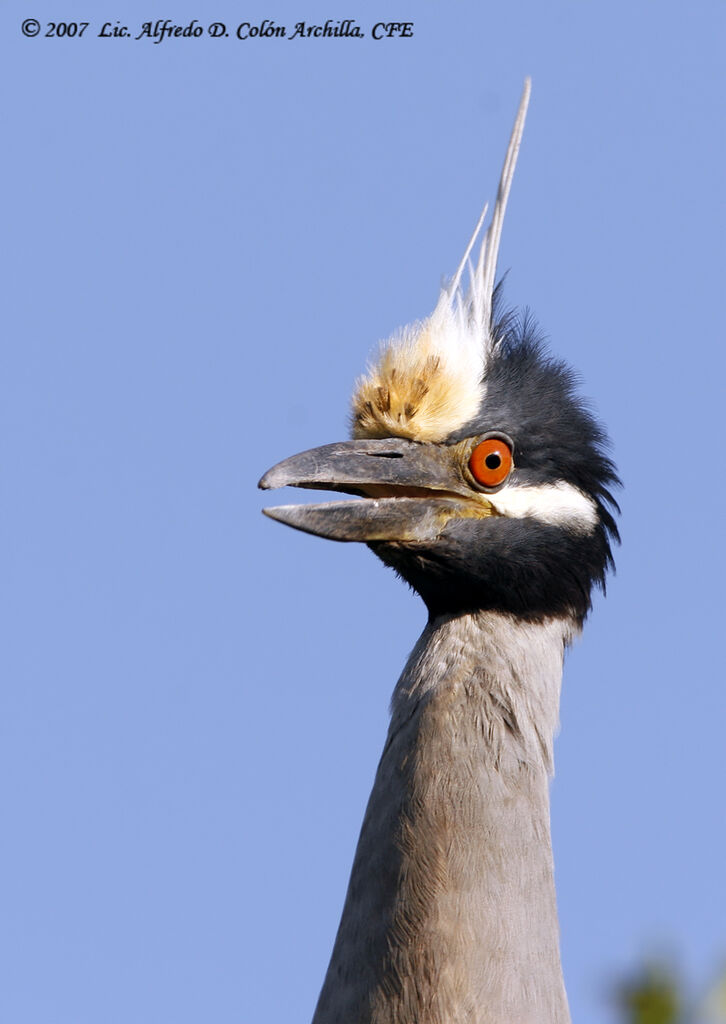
[{"x1": 259, "y1": 81, "x2": 619, "y2": 625}]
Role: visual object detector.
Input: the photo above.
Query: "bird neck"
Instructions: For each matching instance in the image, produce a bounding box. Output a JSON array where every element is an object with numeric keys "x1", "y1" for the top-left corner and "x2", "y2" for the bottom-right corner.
[{"x1": 313, "y1": 610, "x2": 576, "y2": 1024}]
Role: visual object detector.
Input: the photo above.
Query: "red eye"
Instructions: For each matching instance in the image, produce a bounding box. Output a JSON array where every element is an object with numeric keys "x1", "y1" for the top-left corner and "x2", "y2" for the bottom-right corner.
[{"x1": 468, "y1": 437, "x2": 513, "y2": 488}]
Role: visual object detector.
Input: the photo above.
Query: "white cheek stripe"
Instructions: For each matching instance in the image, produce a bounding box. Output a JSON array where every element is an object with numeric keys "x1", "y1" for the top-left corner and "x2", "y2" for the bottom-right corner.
[{"x1": 491, "y1": 481, "x2": 599, "y2": 534}]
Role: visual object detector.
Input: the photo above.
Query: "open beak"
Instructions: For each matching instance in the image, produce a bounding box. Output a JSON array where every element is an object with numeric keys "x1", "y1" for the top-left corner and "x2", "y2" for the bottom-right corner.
[{"x1": 258, "y1": 438, "x2": 492, "y2": 543}]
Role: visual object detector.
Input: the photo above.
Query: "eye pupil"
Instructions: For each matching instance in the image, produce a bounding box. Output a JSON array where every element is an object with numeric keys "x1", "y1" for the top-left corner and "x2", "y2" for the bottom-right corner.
[{"x1": 485, "y1": 453, "x2": 501, "y2": 470}]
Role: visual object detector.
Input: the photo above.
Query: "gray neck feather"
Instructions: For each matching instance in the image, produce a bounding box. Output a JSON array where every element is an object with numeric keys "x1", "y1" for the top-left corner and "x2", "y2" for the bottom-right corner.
[{"x1": 312, "y1": 611, "x2": 576, "y2": 1024}]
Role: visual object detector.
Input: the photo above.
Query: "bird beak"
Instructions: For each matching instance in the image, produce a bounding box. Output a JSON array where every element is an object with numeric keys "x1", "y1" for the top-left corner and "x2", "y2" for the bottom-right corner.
[{"x1": 258, "y1": 438, "x2": 492, "y2": 543}]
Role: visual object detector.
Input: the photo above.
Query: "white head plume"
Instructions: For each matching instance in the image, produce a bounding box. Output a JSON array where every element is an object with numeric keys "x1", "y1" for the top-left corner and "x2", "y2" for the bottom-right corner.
[{"x1": 352, "y1": 80, "x2": 531, "y2": 442}]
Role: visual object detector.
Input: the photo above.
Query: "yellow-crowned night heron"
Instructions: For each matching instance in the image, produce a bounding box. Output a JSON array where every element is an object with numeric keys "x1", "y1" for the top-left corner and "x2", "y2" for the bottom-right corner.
[{"x1": 260, "y1": 79, "x2": 619, "y2": 1024}]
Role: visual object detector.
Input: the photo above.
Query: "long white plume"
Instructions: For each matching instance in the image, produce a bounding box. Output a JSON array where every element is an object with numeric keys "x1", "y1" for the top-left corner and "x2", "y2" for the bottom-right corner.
[{"x1": 437, "y1": 77, "x2": 531, "y2": 354}]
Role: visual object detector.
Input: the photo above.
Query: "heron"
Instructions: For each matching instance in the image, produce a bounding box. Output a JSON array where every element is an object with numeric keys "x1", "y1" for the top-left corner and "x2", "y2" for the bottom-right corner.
[{"x1": 259, "y1": 79, "x2": 619, "y2": 1024}]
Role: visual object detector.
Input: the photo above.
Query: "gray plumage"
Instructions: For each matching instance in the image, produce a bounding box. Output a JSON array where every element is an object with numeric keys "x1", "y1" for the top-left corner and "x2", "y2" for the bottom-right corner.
[{"x1": 313, "y1": 613, "x2": 572, "y2": 1024}]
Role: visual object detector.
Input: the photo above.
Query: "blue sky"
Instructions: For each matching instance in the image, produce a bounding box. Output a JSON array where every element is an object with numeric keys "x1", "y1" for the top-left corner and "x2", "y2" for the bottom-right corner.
[{"x1": 2, "y1": 2, "x2": 724, "y2": 1022}]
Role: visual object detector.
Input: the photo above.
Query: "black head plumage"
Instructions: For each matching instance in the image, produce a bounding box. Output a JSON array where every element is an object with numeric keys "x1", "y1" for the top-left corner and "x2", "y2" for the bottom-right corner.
[{"x1": 371, "y1": 304, "x2": 621, "y2": 624}]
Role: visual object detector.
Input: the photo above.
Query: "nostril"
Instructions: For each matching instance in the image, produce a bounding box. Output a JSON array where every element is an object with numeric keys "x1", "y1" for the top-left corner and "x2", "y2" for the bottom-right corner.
[{"x1": 364, "y1": 451, "x2": 404, "y2": 459}]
